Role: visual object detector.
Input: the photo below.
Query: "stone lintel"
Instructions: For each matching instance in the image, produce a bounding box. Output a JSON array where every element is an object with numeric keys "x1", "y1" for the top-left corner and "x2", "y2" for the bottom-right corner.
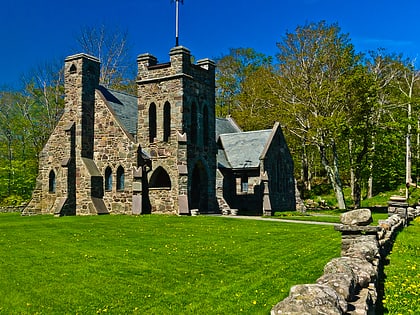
[{"x1": 335, "y1": 224, "x2": 380, "y2": 234}]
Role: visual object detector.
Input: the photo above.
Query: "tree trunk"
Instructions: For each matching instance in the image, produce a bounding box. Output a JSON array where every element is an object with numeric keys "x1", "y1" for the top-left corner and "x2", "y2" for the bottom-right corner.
[
  {"x1": 367, "y1": 137, "x2": 376, "y2": 199},
  {"x1": 349, "y1": 139, "x2": 355, "y2": 202},
  {"x1": 318, "y1": 141, "x2": 346, "y2": 210},
  {"x1": 6, "y1": 132, "x2": 12, "y2": 197},
  {"x1": 349, "y1": 132, "x2": 369, "y2": 209},
  {"x1": 406, "y1": 102, "x2": 412, "y2": 199},
  {"x1": 300, "y1": 139, "x2": 310, "y2": 198}
]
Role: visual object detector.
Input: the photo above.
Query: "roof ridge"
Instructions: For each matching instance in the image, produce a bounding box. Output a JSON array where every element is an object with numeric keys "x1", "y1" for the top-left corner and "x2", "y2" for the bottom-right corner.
[
  {"x1": 220, "y1": 129, "x2": 271, "y2": 137},
  {"x1": 100, "y1": 85, "x2": 137, "y2": 98}
]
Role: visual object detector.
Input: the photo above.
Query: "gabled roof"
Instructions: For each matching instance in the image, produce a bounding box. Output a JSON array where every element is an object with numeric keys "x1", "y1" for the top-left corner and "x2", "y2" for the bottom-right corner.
[
  {"x1": 218, "y1": 129, "x2": 272, "y2": 169},
  {"x1": 215, "y1": 117, "x2": 242, "y2": 140},
  {"x1": 97, "y1": 86, "x2": 138, "y2": 136}
]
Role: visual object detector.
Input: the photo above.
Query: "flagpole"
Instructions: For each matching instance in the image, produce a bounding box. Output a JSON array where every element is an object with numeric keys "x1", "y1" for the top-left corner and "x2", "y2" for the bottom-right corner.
[
  {"x1": 175, "y1": 0, "x2": 179, "y2": 46},
  {"x1": 174, "y1": 0, "x2": 183, "y2": 46}
]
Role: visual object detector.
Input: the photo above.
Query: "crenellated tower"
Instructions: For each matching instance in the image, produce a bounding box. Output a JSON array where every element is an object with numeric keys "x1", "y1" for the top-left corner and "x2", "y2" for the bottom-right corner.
[{"x1": 137, "y1": 46, "x2": 217, "y2": 214}]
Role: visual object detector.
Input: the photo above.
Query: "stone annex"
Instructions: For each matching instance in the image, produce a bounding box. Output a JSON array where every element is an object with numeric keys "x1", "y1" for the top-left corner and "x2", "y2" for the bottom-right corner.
[{"x1": 23, "y1": 46, "x2": 296, "y2": 216}]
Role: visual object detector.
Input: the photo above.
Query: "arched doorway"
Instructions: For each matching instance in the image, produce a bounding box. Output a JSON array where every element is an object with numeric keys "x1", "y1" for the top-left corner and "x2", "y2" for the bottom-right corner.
[{"x1": 190, "y1": 161, "x2": 209, "y2": 212}]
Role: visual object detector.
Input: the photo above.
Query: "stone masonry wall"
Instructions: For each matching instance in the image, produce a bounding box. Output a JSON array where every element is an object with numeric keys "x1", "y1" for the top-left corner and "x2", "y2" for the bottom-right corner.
[
  {"x1": 261, "y1": 123, "x2": 296, "y2": 213},
  {"x1": 94, "y1": 90, "x2": 137, "y2": 214},
  {"x1": 136, "y1": 46, "x2": 217, "y2": 214},
  {"x1": 271, "y1": 204, "x2": 420, "y2": 315}
]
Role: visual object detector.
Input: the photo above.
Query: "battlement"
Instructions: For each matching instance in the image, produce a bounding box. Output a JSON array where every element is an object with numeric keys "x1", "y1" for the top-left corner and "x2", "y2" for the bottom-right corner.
[{"x1": 137, "y1": 46, "x2": 215, "y2": 84}]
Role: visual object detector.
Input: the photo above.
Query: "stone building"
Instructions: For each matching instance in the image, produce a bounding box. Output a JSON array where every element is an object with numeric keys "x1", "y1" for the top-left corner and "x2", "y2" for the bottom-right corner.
[
  {"x1": 24, "y1": 46, "x2": 295, "y2": 216},
  {"x1": 216, "y1": 118, "x2": 296, "y2": 215}
]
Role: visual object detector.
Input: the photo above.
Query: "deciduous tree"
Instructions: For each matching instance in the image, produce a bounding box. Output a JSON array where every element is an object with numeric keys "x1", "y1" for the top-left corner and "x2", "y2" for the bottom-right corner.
[{"x1": 274, "y1": 21, "x2": 360, "y2": 209}]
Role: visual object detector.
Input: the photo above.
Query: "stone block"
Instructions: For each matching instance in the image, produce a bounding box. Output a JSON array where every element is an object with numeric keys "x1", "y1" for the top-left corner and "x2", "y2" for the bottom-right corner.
[
  {"x1": 340, "y1": 209, "x2": 372, "y2": 226},
  {"x1": 271, "y1": 284, "x2": 346, "y2": 315},
  {"x1": 317, "y1": 272, "x2": 357, "y2": 302}
]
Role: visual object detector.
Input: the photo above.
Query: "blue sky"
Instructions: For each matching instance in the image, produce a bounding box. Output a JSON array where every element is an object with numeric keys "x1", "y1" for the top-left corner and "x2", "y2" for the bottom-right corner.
[{"x1": 1, "y1": 0, "x2": 419, "y2": 88}]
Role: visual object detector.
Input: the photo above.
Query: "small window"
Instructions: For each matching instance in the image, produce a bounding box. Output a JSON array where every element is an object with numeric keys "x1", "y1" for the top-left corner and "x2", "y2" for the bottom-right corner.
[
  {"x1": 49, "y1": 170, "x2": 56, "y2": 193},
  {"x1": 105, "y1": 167, "x2": 112, "y2": 191},
  {"x1": 236, "y1": 176, "x2": 248, "y2": 194},
  {"x1": 116, "y1": 166, "x2": 125, "y2": 191},
  {"x1": 69, "y1": 64, "x2": 77, "y2": 74},
  {"x1": 241, "y1": 177, "x2": 249, "y2": 193}
]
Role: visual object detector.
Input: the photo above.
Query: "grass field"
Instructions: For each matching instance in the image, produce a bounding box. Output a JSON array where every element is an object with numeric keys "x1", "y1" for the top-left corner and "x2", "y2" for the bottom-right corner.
[
  {"x1": 272, "y1": 210, "x2": 389, "y2": 225},
  {"x1": 0, "y1": 213, "x2": 340, "y2": 314},
  {"x1": 382, "y1": 217, "x2": 420, "y2": 314}
]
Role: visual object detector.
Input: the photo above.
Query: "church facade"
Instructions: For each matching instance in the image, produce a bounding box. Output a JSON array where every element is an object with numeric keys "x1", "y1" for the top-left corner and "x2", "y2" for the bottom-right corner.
[{"x1": 24, "y1": 47, "x2": 295, "y2": 216}]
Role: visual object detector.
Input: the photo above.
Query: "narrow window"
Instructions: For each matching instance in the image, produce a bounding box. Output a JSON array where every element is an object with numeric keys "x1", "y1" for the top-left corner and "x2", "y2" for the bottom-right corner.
[
  {"x1": 48, "y1": 170, "x2": 56, "y2": 193},
  {"x1": 203, "y1": 105, "x2": 209, "y2": 146},
  {"x1": 105, "y1": 166, "x2": 112, "y2": 191},
  {"x1": 149, "y1": 103, "x2": 157, "y2": 143},
  {"x1": 149, "y1": 166, "x2": 171, "y2": 189},
  {"x1": 163, "y1": 102, "x2": 171, "y2": 142},
  {"x1": 241, "y1": 177, "x2": 249, "y2": 193},
  {"x1": 116, "y1": 166, "x2": 125, "y2": 191},
  {"x1": 191, "y1": 102, "x2": 197, "y2": 144}
]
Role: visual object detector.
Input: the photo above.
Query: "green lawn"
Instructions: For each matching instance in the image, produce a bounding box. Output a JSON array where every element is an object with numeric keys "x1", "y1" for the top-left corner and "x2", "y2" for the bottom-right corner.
[
  {"x1": 0, "y1": 213, "x2": 340, "y2": 314},
  {"x1": 272, "y1": 210, "x2": 389, "y2": 225},
  {"x1": 382, "y1": 217, "x2": 420, "y2": 314}
]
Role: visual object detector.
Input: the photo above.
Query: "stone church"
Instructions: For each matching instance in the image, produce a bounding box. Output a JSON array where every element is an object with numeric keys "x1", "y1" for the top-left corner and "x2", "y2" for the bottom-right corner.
[{"x1": 24, "y1": 46, "x2": 296, "y2": 216}]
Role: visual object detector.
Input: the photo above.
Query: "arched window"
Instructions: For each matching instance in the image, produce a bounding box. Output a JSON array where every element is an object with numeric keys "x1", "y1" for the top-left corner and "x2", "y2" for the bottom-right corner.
[
  {"x1": 149, "y1": 103, "x2": 157, "y2": 143},
  {"x1": 116, "y1": 166, "x2": 125, "y2": 191},
  {"x1": 203, "y1": 105, "x2": 209, "y2": 146},
  {"x1": 163, "y1": 101, "x2": 171, "y2": 142},
  {"x1": 105, "y1": 166, "x2": 112, "y2": 191},
  {"x1": 191, "y1": 102, "x2": 197, "y2": 144},
  {"x1": 48, "y1": 170, "x2": 56, "y2": 193},
  {"x1": 69, "y1": 64, "x2": 77, "y2": 74},
  {"x1": 149, "y1": 166, "x2": 171, "y2": 189}
]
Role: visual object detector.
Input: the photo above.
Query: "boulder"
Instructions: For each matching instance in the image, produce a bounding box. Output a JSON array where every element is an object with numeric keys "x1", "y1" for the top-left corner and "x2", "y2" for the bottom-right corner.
[
  {"x1": 317, "y1": 272, "x2": 357, "y2": 302},
  {"x1": 271, "y1": 284, "x2": 346, "y2": 315},
  {"x1": 340, "y1": 209, "x2": 372, "y2": 226},
  {"x1": 324, "y1": 257, "x2": 356, "y2": 277},
  {"x1": 344, "y1": 240, "x2": 379, "y2": 263},
  {"x1": 324, "y1": 257, "x2": 376, "y2": 288}
]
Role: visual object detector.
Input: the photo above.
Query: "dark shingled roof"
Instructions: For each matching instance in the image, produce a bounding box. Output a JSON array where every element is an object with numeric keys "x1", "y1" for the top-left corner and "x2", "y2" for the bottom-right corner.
[
  {"x1": 218, "y1": 129, "x2": 272, "y2": 169},
  {"x1": 216, "y1": 117, "x2": 242, "y2": 139},
  {"x1": 98, "y1": 86, "x2": 138, "y2": 136}
]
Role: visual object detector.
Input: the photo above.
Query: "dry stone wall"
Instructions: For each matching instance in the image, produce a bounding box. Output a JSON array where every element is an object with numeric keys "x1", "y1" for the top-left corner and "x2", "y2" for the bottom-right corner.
[{"x1": 271, "y1": 201, "x2": 420, "y2": 315}]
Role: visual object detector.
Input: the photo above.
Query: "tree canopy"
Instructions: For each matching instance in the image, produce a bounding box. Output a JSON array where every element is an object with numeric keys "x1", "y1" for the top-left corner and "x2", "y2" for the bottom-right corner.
[
  {"x1": 215, "y1": 21, "x2": 420, "y2": 209},
  {"x1": 1, "y1": 20, "x2": 419, "y2": 208}
]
